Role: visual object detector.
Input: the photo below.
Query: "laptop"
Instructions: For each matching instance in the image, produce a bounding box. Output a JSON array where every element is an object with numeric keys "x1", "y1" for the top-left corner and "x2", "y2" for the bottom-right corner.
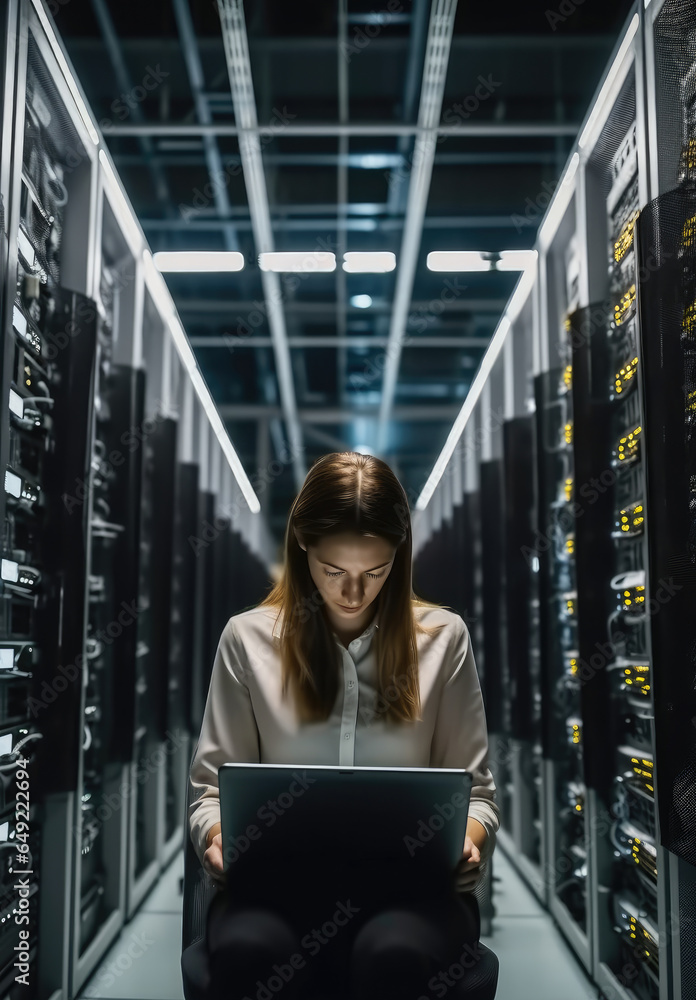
[{"x1": 218, "y1": 762, "x2": 472, "y2": 880}]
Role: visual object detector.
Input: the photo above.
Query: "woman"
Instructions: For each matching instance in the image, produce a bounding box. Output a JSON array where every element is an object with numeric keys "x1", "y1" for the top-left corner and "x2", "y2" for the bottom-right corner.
[{"x1": 188, "y1": 451, "x2": 499, "y2": 1000}]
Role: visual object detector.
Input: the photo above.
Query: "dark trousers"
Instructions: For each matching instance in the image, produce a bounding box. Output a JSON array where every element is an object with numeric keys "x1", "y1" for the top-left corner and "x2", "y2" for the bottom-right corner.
[{"x1": 205, "y1": 860, "x2": 491, "y2": 1000}]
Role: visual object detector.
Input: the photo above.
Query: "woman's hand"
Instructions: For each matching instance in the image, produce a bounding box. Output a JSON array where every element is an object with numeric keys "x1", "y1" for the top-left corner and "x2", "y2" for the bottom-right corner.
[
  {"x1": 455, "y1": 817, "x2": 487, "y2": 892},
  {"x1": 455, "y1": 835, "x2": 482, "y2": 891},
  {"x1": 203, "y1": 825, "x2": 226, "y2": 884}
]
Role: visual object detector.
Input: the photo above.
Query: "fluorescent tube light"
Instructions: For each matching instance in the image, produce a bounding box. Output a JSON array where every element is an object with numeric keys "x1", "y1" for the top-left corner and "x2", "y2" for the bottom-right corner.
[
  {"x1": 578, "y1": 13, "x2": 639, "y2": 151},
  {"x1": 154, "y1": 251, "x2": 245, "y2": 272},
  {"x1": 427, "y1": 251, "x2": 490, "y2": 272},
  {"x1": 142, "y1": 249, "x2": 175, "y2": 320},
  {"x1": 258, "y1": 252, "x2": 336, "y2": 272},
  {"x1": 416, "y1": 265, "x2": 536, "y2": 510},
  {"x1": 497, "y1": 250, "x2": 538, "y2": 271},
  {"x1": 538, "y1": 152, "x2": 579, "y2": 251},
  {"x1": 188, "y1": 367, "x2": 261, "y2": 513},
  {"x1": 100, "y1": 150, "x2": 143, "y2": 253},
  {"x1": 342, "y1": 252, "x2": 396, "y2": 273}
]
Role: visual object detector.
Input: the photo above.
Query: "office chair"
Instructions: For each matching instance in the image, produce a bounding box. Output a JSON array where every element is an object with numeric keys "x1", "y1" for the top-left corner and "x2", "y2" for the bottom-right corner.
[{"x1": 181, "y1": 779, "x2": 499, "y2": 1000}]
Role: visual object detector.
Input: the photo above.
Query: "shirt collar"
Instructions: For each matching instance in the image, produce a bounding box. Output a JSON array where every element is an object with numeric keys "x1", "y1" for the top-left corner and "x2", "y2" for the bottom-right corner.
[{"x1": 271, "y1": 608, "x2": 380, "y2": 641}]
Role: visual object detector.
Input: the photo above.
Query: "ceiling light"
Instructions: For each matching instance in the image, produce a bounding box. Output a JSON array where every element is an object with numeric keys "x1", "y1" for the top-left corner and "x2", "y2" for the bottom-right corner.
[
  {"x1": 496, "y1": 250, "x2": 538, "y2": 271},
  {"x1": 154, "y1": 251, "x2": 245, "y2": 272},
  {"x1": 350, "y1": 295, "x2": 373, "y2": 309},
  {"x1": 427, "y1": 251, "x2": 491, "y2": 272},
  {"x1": 258, "y1": 252, "x2": 336, "y2": 272},
  {"x1": 343, "y1": 252, "x2": 396, "y2": 273}
]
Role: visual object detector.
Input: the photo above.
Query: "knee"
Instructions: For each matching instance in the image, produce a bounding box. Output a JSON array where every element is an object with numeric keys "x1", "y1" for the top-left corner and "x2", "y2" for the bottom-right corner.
[
  {"x1": 350, "y1": 910, "x2": 433, "y2": 974},
  {"x1": 208, "y1": 908, "x2": 300, "y2": 961}
]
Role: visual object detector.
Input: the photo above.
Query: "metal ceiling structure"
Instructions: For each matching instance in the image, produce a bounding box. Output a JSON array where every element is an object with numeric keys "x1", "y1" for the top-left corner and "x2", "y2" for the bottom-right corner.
[{"x1": 53, "y1": 0, "x2": 634, "y2": 545}]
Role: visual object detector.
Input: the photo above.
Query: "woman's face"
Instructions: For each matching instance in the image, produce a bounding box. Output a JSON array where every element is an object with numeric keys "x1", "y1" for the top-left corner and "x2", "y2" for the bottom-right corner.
[{"x1": 295, "y1": 529, "x2": 397, "y2": 628}]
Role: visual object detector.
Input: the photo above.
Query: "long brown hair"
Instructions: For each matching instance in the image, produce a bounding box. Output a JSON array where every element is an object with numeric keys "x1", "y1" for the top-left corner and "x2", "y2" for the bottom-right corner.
[{"x1": 257, "y1": 452, "x2": 449, "y2": 724}]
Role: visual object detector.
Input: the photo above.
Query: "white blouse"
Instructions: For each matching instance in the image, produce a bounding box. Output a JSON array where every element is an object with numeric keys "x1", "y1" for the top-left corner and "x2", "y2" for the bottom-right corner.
[{"x1": 188, "y1": 602, "x2": 500, "y2": 876}]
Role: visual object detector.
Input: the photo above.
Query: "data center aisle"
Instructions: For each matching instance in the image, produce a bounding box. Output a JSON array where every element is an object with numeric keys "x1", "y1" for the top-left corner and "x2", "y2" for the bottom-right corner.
[{"x1": 75, "y1": 848, "x2": 597, "y2": 1000}]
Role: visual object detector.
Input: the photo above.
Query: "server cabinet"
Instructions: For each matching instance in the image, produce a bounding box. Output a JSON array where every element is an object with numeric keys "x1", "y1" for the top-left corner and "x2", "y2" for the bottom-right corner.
[
  {"x1": 0, "y1": 2, "x2": 106, "y2": 996},
  {"x1": 478, "y1": 460, "x2": 510, "y2": 830},
  {"x1": 191, "y1": 490, "x2": 218, "y2": 735},
  {"x1": 501, "y1": 416, "x2": 544, "y2": 892},
  {"x1": 163, "y1": 460, "x2": 199, "y2": 863},
  {"x1": 644, "y1": 5, "x2": 696, "y2": 996}
]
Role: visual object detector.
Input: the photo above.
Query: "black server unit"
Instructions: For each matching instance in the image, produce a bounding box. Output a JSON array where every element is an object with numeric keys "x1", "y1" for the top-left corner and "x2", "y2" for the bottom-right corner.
[
  {"x1": 458, "y1": 496, "x2": 475, "y2": 626},
  {"x1": 502, "y1": 416, "x2": 542, "y2": 869},
  {"x1": 147, "y1": 418, "x2": 178, "y2": 853},
  {"x1": 465, "y1": 492, "x2": 486, "y2": 705},
  {"x1": 191, "y1": 490, "x2": 217, "y2": 733},
  {"x1": 210, "y1": 517, "x2": 232, "y2": 654},
  {"x1": 479, "y1": 460, "x2": 509, "y2": 824},
  {"x1": 167, "y1": 461, "x2": 198, "y2": 836},
  {"x1": 412, "y1": 531, "x2": 438, "y2": 607},
  {"x1": 638, "y1": 186, "x2": 696, "y2": 994},
  {"x1": 535, "y1": 362, "x2": 588, "y2": 934}
]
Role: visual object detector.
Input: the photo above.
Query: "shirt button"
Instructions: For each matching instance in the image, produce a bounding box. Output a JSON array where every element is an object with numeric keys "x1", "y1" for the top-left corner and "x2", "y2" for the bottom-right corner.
[{"x1": 344, "y1": 733, "x2": 351, "y2": 740}]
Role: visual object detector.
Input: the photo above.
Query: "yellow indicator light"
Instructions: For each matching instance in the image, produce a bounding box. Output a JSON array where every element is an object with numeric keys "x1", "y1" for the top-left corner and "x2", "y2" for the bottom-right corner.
[
  {"x1": 569, "y1": 659, "x2": 578, "y2": 675},
  {"x1": 614, "y1": 285, "x2": 636, "y2": 326},
  {"x1": 614, "y1": 356, "x2": 639, "y2": 394},
  {"x1": 614, "y1": 211, "x2": 639, "y2": 263},
  {"x1": 563, "y1": 365, "x2": 573, "y2": 389},
  {"x1": 682, "y1": 215, "x2": 696, "y2": 249},
  {"x1": 564, "y1": 422, "x2": 573, "y2": 445},
  {"x1": 564, "y1": 478, "x2": 573, "y2": 501},
  {"x1": 679, "y1": 139, "x2": 696, "y2": 177},
  {"x1": 565, "y1": 538, "x2": 575, "y2": 555},
  {"x1": 617, "y1": 425, "x2": 642, "y2": 462},
  {"x1": 683, "y1": 300, "x2": 696, "y2": 338}
]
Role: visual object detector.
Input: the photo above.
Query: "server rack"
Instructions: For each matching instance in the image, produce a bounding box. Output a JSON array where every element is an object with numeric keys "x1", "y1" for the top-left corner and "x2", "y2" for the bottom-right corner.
[
  {"x1": 640, "y1": 4, "x2": 696, "y2": 996},
  {"x1": 0, "y1": 2, "x2": 274, "y2": 996},
  {"x1": 500, "y1": 414, "x2": 544, "y2": 897}
]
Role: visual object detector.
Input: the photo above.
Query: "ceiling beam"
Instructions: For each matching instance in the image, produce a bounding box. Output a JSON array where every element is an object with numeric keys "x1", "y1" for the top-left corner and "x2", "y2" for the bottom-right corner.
[
  {"x1": 172, "y1": 0, "x2": 239, "y2": 252},
  {"x1": 377, "y1": 0, "x2": 459, "y2": 454},
  {"x1": 189, "y1": 336, "x2": 491, "y2": 348},
  {"x1": 336, "y1": 0, "x2": 349, "y2": 411},
  {"x1": 66, "y1": 35, "x2": 615, "y2": 54},
  {"x1": 140, "y1": 214, "x2": 534, "y2": 231},
  {"x1": 219, "y1": 405, "x2": 463, "y2": 421},
  {"x1": 175, "y1": 298, "x2": 508, "y2": 313},
  {"x1": 90, "y1": 0, "x2": 171, "y2": 206},
  {"x1": 216, "y1": 0, "x2": 306, "y2": 490},
  {"x1": 104, "y1": 122, "x2": 579, "y2": 137},
  {"x1": 112, "y1": 150, "x2": 564, "y2": 167}
]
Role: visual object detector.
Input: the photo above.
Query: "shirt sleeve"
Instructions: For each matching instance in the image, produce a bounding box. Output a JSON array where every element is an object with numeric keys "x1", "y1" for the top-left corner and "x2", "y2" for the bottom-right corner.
[
  {"x1": 188, "y1": 618, "x2": 260, "y2": 866},
  {"x1": 428, "y1": 616, "x2": 500, "y2": 865}
]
